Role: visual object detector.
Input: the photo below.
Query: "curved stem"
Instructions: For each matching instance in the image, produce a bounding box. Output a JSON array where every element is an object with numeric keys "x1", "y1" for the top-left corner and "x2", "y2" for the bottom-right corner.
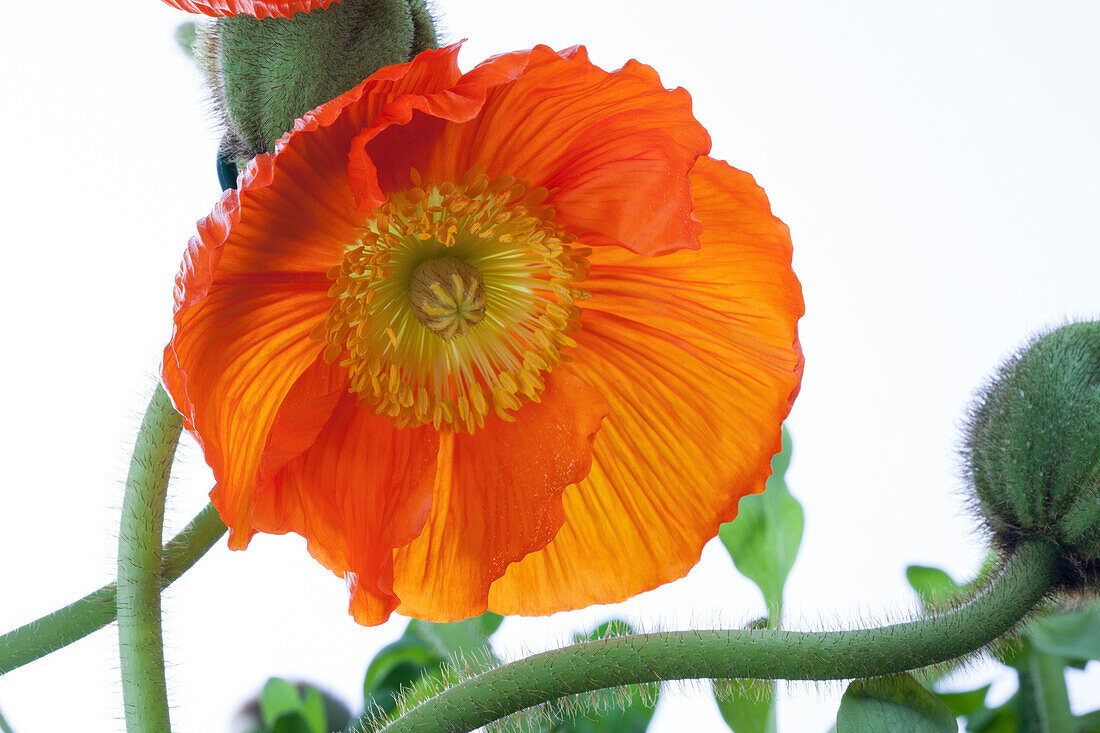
[
  {"x1": 0, "y1": 504, "x2": 226, "y2": 676},
  {"x1": 117, "y1": 385, "x2": 182, "y2": 733},
  {"x1": 381, "y1": 541, "x2": 1061, "y2": 733}
]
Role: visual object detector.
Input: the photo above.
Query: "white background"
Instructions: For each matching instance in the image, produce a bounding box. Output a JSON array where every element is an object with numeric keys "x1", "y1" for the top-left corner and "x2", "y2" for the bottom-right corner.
[{"x1": 1, "y1": 1, "x2": 1098, "y2": 731}]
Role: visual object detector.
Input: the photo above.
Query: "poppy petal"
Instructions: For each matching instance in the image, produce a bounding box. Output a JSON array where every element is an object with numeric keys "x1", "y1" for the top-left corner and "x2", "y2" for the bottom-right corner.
[
  {"x1": 163, "y1": 283, "x2": 333, "y2": 549},
  {"x1": 391, "y1": 369, "x2": 608, "y2": 621},
  {"x1": 189, "y1": 45, "x2": 465, "y2": 285},
  {"x1": 351, "y1": 46, "x2": 710, "y2": 255},
  {"x1": 487, "y1": 156, "x2": 803, "y2": 614},
  {"x1": 160, "y1": 0, "x2": 339, "y2": 19},
  {"x1": 262, "y1": 392, "x2": 440, "y2": 625}
]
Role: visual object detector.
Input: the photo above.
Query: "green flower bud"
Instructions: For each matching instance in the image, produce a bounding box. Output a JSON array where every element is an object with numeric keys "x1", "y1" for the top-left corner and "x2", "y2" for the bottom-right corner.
[
  {"x1": 966, "y1": 322, "x2": 1100, "y2": 587},
  {"x1": 199, "y1": 0, "x2": 437, "y2": 157}
]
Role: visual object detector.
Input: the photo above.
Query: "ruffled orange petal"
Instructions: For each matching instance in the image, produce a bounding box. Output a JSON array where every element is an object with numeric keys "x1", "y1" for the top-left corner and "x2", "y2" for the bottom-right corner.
[
  {"x1": 160, "y1": 0, "x2": 338, "y2": 18},
  {"x1": 487, "y1": 156, "x2": 803, "y2": 614},
  {"x1": 183, "y1": 45, "x2": 465, "y2": 289},
  {"x1": 163, "y1": 283, "x2": 333, "y2": 549},
  {"x1": 350, "y1": 45, "x2": 710, "y2": 255},
  {"x1": 391, "y1": 370, "x2": 608, "y2": 621},
  {"x1": 255, "y1": 391, "x2": 440, "y2": 625},
  {"x1": 162, "y1": 44, "x2": 472, "y2": 547}
]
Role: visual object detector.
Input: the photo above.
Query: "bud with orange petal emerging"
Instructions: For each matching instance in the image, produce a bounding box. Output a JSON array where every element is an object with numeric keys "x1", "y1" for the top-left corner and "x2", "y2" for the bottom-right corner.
[{"x1": 199, "y1": 0, "x2": 436, "y2": 157}]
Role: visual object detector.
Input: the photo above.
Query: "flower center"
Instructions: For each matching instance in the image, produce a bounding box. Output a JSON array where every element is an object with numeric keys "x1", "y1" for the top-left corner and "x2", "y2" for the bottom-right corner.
[
  {"x1": 409, "y1": 257, "x2": 487, "y2": 339},
  {"x1": 318, "y1": 165, "x2": 590, "y2": 434}
]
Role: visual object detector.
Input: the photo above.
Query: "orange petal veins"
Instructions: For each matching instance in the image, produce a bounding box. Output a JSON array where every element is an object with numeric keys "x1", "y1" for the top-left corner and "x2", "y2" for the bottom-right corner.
[
  {"x1": 488, "y1": 156, "x2": 803, "y2": 614},
  {"x1": 163, "y1": 44, "x2": 470, "y2": 547},
  {"x1": 349, "y1": 46, "x2": 710, "y2": 255},
  {"x1": 164, "y1": 284, "x2": 333, "y2": 549},
  {"x1": 171, "y1": 44, "x2": 466, "y2": 295},
  {"x1": 392, "y1": 370, "x2": 609, "y2": 621},
  {"x1": 259, "y1": 392, "x2": 440, "y2": 625},
  {"x1": 160, "y1": 0, "x2": 339, "y2": 18}
]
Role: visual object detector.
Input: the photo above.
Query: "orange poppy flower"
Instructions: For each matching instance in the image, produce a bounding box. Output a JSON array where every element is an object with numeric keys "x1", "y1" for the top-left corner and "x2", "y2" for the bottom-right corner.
[
  {"x1": 159, "y1": 0, "x2": 337, "y2": 18},
  {"x1": 163, "y1": 43, "x2": 804, "y2": 625}
]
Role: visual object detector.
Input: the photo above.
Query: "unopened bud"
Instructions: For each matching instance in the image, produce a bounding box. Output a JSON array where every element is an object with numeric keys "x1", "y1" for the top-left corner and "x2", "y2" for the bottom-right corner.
[
  {"x1": 966, "y1": 322, "x2": 1100, "y2": 587},
  {"x1": 200, "y1": 0, "x2": 437, "y2": 156}
]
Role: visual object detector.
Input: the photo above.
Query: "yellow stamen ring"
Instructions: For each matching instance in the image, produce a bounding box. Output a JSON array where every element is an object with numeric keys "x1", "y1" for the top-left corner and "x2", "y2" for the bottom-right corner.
[{"x1": 318, "y1": 166, "x2": 590, "y2": 434}]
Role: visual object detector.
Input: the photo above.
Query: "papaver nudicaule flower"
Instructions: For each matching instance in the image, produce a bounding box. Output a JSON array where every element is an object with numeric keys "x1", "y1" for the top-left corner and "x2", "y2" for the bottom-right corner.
[{"x1": 162, "y1": 44, "x2": 804, "y2": 625}]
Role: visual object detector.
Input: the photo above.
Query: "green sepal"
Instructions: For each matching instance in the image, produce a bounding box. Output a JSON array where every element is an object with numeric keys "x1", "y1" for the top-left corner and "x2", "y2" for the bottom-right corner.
[
  {"x1": 719, "y1": 428, "x2": 802, "y2": 625},
  {"x1": 835, "y1": 674, "x2": 956, "y2": 733}
]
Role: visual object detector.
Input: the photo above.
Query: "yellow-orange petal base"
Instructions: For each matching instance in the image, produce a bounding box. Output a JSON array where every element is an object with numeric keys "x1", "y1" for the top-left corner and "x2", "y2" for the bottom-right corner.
[
  {"x1": 163, "y1": 43, "x2": 804, "y2": 625},
  {"x1": 160, "y1": 0, "x2": 338, "y2": 18}
]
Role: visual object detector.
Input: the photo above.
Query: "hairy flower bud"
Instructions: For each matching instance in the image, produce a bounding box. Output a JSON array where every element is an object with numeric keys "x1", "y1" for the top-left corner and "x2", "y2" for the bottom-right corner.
[
  {"x1": 966, "y1": 322, "x2": 1100, "y2": 586},
  {"x1": 199, "y1": 0, "x2": 436, "y2": 156}
]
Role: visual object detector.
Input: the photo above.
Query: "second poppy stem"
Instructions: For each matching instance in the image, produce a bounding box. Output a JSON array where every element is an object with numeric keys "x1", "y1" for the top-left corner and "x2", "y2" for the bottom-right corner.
[
  {"x1": 379, "y1": 540, "x2": 1061, "y2": 733},
  {"x1": 0, "y1": 504, "x2": 226, "y2": 677},
  {"x1": 117, "y1": 385, "x2": 182, "y2": 733}
]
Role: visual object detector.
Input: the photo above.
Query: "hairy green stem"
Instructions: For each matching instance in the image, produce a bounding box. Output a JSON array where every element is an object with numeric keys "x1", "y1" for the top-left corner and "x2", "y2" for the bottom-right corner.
[
  {"x1": 1018, "y1": 640, "x2": 1073, "y2": 732},
  {"x1": 117, "y1": 385, "x2": 183, "y2": 733},
  {"x1": 0, "y1": 706, "x2": 14, "y2": 733},
  {"x1": 381, "y1": 541, "x2": 1061, "y2": 733},
  {"x1": 0, "y1": 504, "x2": 225, "y2": 676}
]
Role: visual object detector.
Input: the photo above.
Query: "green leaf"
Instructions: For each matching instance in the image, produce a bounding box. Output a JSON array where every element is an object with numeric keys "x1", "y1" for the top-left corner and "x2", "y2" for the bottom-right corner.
[
  {"x1": 406, "y1": 611, "x2": 502, "y2": 663},
  {"x1": 1027, "y1": 601, "x2": 1100, "y2": 663},
  {"x1": 362, "y1": 636, "x2": 445, "y2": 719},
  {"x1": 271, "y1": 714, "x2": 313, "y2": 733},
  {"x1": 299, "y1": 687, "x2": 328, "y2": 733},
  {"x1": 718, "y1": 428, "x2": 802, "y2": 624},
  {"x1": 260, "y1": 678, "x2": 303, "y2": 728},
  {"x1": 836, "y1": 675, "x2": 957, "y2": 733},
  {"x1": 573, "y1": 619, "x2": 637, "y2": 644},
  {"x1": 1076, "y1": 709, "x2": 1100, "y2": 732},
  {"x1": 477, "y1": 611, "x2": 505, "y2": 637},
  {"x1": 175, "y1": 22, "x2": 198, "y2": 60},
  {"x1": 715, "y1": 679, "x2": 776, "y2": 733},
  {"x1": 934, "y1": 684, "x2": 989, "y2": 717},
  {"x1": 560, "y1": 694, "x2": 656, "y2": 733},
  {"x1": 967, "y1": 701, "x2": 1019, "y2": 733},
  {"x1": 905, "y1": 566, "x2": 961, "y2": 610},
  {"x1": 1013, "y1": 637, "x2": 1074, "y2": 733}
]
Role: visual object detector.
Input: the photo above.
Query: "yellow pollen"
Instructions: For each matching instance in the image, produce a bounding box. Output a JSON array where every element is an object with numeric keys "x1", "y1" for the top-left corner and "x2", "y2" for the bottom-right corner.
[{"x1": 318, "y1": 166, "x2": 589, "y2": 434}]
